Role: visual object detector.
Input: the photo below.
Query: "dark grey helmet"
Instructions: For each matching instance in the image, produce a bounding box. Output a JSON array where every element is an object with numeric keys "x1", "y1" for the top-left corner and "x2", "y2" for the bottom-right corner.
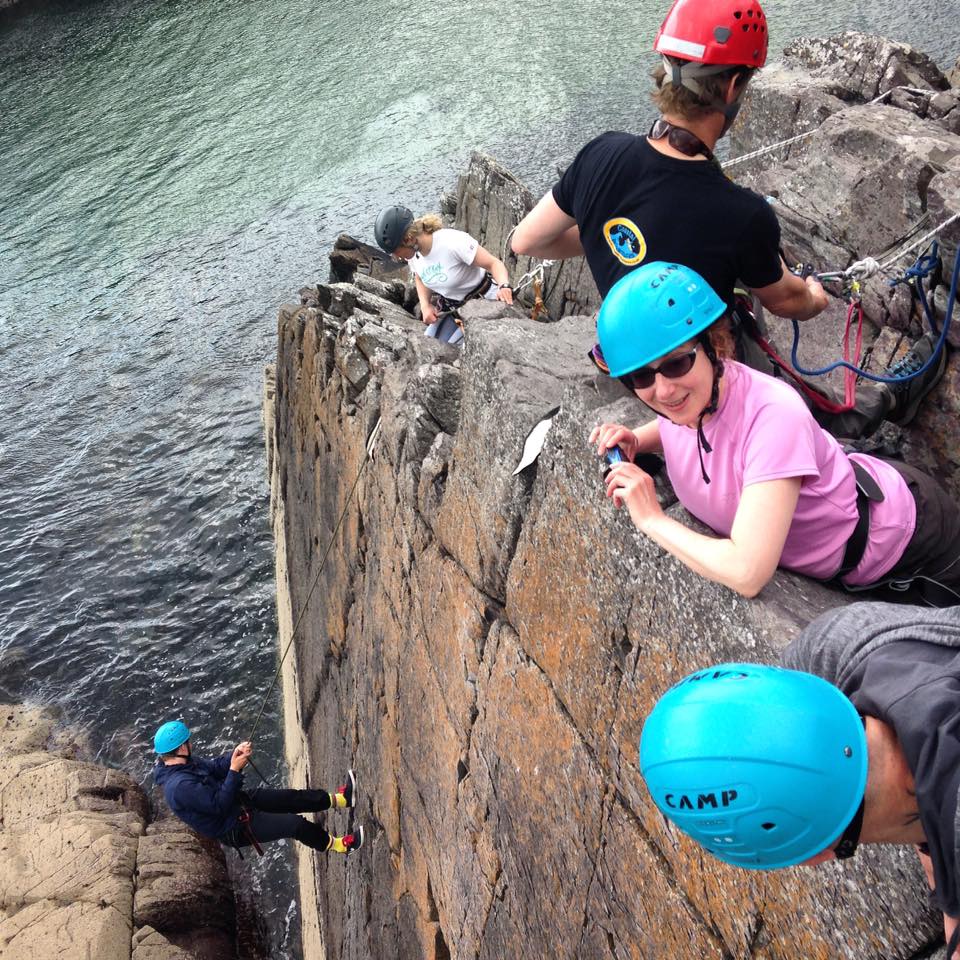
[{"x1": 374, "y1": 205, "x2": 414, "y2": 254}]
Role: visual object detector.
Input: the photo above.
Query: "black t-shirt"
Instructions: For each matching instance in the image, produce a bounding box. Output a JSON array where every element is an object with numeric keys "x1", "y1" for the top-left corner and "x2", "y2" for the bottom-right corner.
[
  {"x1": 839, "y1": 641, "x2": 960, "y2": 916},
  {"x1": 552, "y1": 131, "x2": 783, "y2": 305}
]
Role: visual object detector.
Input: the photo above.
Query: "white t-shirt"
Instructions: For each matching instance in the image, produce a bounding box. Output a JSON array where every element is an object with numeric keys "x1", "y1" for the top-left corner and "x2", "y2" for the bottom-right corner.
[{"x1": 410, "y1": 228, "x2": 498, "y2": 302}]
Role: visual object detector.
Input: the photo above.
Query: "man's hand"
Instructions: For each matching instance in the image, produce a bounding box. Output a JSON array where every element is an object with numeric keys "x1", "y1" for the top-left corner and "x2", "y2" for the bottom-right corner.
[
  {"x1": 230, "y1": 741, "x2": 252, "y2": 772},
  {"x1": 421, "y1": 303, "x2": 438, "y2": 326},
  {"x1": 805, "y1": 274, "x2": 829, "y2": 315}
]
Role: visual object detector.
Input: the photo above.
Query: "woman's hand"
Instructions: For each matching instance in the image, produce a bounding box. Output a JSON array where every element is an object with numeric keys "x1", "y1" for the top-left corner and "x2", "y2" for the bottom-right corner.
[
  {"x1": 604, "y1": 462, "x2": 663, "y2": 531},
  {"x1": 496, "y1": 284, "x2": 514, "y2": 305},
  {"x1": 421, "y1": 303, "x2": 438, "y2": 326},
  {"x1": 589, "y1": 423, "x2": 641, "y2": 462}
]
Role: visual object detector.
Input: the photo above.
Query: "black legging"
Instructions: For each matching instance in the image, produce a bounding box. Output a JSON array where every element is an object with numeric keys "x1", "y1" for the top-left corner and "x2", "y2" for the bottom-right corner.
[{"x1": 225, "y1": 786, "x2": 332, "y2": 851}]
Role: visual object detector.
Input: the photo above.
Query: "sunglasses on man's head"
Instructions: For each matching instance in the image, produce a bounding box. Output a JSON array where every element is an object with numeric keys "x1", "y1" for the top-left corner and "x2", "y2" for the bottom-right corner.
[{"x1": 618, "y1": 343, "x2": 701, "y2": 392}]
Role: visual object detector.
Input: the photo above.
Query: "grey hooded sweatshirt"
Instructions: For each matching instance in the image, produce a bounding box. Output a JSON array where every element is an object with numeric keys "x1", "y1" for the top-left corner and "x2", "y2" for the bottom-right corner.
[{"x1": 783, "y1": 601, "x2": 960, "y2": 917}]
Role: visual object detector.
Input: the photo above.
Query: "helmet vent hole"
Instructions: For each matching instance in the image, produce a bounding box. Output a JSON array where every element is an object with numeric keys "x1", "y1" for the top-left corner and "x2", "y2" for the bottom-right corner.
[
  {"x1": 742, "y1": 24, "x2": 749, "y2": 31},
  {"x1": 761, "y1": 822, "x2": 776, "y2": 831},
  {"x1": 668, "y1": 298, "x2": 676, "y2": 307},
  {"x1": 747, "y1": 8, "x2": 753, "y2": 15},
  {"x1": 733, "y1": 9, "x2": 741, "y2": 17}
]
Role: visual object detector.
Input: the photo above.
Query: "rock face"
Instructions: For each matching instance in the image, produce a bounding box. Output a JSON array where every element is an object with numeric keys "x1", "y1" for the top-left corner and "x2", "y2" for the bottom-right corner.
[
  {"x1": 0, "y1": 704, "x2": 238, "y2": 960},
  {"x1": 269, "y1": 32, "x2": 960, "y2": 960},
  {"x1": 270, "y1": 289, "x2": 948, "y2": 959}
]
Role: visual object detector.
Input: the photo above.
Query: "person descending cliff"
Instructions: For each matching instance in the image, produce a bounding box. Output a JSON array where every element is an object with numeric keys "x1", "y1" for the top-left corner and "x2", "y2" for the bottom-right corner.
[
  {"x1": 640, "y1": 602, "x2": 960, "y2": 959},
  {"x1": 374, "y1": 205, "x2": 514, "y2": 344},
  {"x1": 152, "y1": 721, "x2": 364, "y2": 855},
  {"x1": 510, "y1": 0, "x2": 946, "y2": 440}
]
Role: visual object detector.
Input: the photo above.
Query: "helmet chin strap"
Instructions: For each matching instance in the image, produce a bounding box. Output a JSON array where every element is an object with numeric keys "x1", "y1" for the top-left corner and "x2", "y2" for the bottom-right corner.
[
  {"x1": 695, "y1": 336, "x2": 724, "y2": 485},
  {"x1": 661, "y1": 56, "x2": 747, "y2": 137}
]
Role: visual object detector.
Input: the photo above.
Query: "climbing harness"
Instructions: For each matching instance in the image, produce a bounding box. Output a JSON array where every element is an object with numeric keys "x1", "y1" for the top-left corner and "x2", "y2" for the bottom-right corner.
[
  {"x1": 233, "y1": 807, "x2": 265, "y2": 859},
  {"x1": 246, "y1": 419, "x2": 382, "y2": 748}
]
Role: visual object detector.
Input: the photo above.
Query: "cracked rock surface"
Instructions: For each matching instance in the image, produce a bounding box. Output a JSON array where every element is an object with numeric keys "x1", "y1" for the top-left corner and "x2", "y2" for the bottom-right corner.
[{"x1": 271, "y1": 309, "x2": 948, "y2": 958}]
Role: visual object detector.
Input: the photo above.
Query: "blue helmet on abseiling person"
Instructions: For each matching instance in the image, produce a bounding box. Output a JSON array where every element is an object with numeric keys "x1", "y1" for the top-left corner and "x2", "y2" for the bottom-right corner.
[
  {"x1": 153, "y1": 720, "x2": 190, "y2": 755},
  {"x1": 639, "y1": 663, "x2": 868, "y2": 869}
]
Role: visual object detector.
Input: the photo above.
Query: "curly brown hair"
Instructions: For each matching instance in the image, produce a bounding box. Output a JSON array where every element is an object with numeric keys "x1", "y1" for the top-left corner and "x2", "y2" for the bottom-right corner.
[{"x1": 705, "y1": 315, "x2": 736, "y2": 360}]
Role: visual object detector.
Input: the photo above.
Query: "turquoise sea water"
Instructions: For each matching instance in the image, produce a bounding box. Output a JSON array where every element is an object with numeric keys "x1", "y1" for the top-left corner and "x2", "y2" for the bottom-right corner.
[{"x1": 0, "y1": 0, "x2": 954, "y2": 954}]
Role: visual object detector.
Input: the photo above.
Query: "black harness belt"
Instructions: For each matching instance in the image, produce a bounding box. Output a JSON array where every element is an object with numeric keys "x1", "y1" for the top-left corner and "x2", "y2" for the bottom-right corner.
[{"x1": 835, "y1": 461, "x2": 885, "y2": 580}]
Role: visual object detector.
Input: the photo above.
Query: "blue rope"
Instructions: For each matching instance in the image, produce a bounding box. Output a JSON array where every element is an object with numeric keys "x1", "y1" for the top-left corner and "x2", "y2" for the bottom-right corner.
[
  {"x1": 789, "y1": 243, "x2": 957, "y2": 384},
  {"x1": 889, "y1": 241, "x2": 940, "y2": 288}
]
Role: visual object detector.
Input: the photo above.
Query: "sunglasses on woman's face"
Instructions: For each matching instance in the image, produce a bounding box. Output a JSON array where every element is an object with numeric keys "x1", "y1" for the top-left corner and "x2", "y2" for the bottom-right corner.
[{"x1": 618, "y1": 344, "x2": 701, "y2": 392}]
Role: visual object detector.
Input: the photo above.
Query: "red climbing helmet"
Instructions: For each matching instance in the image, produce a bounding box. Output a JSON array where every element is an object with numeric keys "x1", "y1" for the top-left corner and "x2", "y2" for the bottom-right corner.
[{"x1": 654, "y1": 0, "x2": 768, "y2": 68}]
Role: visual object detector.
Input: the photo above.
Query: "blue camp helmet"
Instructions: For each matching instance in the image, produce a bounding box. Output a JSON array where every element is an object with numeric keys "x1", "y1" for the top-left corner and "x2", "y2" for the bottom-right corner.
[
  {"x1": 639, "y1": 663, "x2": 868, "y2": 870},
  {"x1": 153, "y1": 720, "x2": 191, "y2": 755},
  {"x1": 597, "y1": 262, "x2": 727, "y2": 377}
]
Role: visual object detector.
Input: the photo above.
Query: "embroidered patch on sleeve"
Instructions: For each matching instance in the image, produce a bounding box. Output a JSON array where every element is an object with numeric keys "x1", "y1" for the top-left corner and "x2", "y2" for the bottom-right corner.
[{"x1": 603, "y1": 218, "x2": 647, "y2": 266}]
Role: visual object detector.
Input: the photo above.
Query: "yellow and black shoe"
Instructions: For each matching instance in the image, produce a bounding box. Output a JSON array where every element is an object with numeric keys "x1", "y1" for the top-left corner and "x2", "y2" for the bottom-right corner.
[
  {"x1": 329, "y1": 826, "x2": 364, "y2": 855},
  {"x1": 332, "y1": 769, "x2": 356, "y2": 810}
]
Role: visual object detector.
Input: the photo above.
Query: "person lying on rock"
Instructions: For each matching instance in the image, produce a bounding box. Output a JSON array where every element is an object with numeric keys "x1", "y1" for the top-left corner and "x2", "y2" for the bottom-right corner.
[
  {"x1": 640, "y1": 601, "x2": 960, "y2": 958},
  {"x1": 590, "y1": 261, "x2": 960, "y2": 604},
  {"x1": 152, "y1": 721, "x2": 363, "y2": 855},
  {"x1": 373, "y1": 205, "x2": 513, "y2": 345},
  {"x1": 511, "y1": 0, "x2": 944, "y2": 438}
]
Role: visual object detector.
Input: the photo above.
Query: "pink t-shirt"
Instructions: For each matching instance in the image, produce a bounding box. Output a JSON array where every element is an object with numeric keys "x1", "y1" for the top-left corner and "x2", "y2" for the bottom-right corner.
[{"x1": 658, "y1": 362, "x2": 916, "y2": 586}]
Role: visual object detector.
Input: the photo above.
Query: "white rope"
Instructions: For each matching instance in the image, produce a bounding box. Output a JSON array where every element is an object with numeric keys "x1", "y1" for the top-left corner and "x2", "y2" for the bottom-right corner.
[
  {"x1": 876, "y1": 212, "x2": 960, "y2": 273},
  {"x1": 502, "y1": 223, "x2": 519, "y2": 262},
  {"x1": 513, "y1": 260, "x2": 556, "y2": 296},
  {"x1": 723, "y1": 86, "x2": 934, "y2": 170},
  {"x1": 816, "y1": 212, "x2": 960, "y2": 283}
]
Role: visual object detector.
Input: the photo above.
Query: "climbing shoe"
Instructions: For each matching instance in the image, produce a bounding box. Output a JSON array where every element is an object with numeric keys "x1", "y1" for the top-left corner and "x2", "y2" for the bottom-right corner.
[
  {"x1": 333, "y1": 769, "x2": 356, "y2": 809},
  {"x1": 329, "y1": 826, "x2": 364, "y2": 855},
  {"x1": 886, "y1": 332, "x2": 947, "y2": 427}
]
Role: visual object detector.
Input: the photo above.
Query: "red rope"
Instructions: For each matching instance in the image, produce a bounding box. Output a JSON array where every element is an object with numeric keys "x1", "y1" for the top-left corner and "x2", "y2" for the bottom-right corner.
[{"x1": 750, "y1": 300, "x2": 862, "y2": 415}]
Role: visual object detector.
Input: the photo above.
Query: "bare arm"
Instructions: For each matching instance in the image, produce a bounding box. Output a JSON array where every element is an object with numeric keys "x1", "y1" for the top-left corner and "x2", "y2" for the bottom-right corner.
[
  {"x1": 472, "y1": 245, "x2": 514, "y2": 304},
  {"x1": 605, "y1": 471, "x2": 802, "y2": 597},
  {"x1": 751, "y1": 258, "x2": 829, "y2": 321},
  {"x1": 413, "y1": 274, "x2": 437, "y2": 325},
  {"x1": 511, "y1": 192, "x2": 585, "y2": 260}
]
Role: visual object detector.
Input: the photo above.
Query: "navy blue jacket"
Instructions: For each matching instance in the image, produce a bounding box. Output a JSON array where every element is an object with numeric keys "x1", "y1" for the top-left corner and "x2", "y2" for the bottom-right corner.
[{"x1": 153, "y1": 753, "x2": 244, "y2": 839}]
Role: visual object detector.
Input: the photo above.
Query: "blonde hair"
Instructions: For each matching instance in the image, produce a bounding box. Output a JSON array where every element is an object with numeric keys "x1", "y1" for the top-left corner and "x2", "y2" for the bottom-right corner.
[
  {"x1": 402, "y1": 213, "x2": 443, "y2": 244},
  {"x1": 651, "y1": 60, "x2": 756, "y2": 122}
]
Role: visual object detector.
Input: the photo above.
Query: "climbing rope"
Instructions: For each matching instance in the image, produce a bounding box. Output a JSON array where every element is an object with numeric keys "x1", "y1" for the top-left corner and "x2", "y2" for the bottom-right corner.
[
  {"x1": 246, "y1": 418, "x2": 382, "y2": 746},
  {"x1": 723, "y1": 85, "x2": 935, "y2": 169}
]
